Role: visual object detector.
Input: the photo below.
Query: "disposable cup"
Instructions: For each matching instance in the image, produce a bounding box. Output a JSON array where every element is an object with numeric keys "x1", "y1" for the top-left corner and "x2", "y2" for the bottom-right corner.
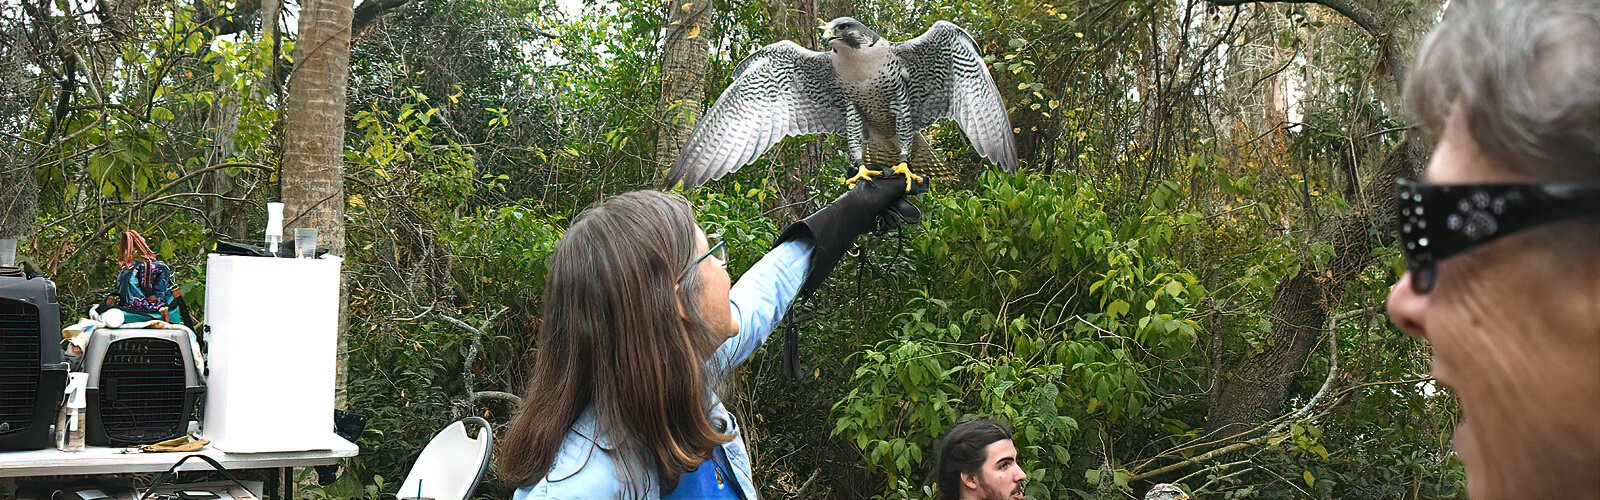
[
  {"x1": 294, "y1": 228, "x2": 319, "y2": 258},
  {"x1": 0, "y1": 238, "x2": 16, "y2": 267}
]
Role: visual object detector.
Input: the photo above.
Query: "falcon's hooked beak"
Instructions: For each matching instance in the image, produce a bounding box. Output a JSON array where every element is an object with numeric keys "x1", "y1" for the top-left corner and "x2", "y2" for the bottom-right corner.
[{"x1": 820, "y1": 24, "x2": 839, "y2": 45}]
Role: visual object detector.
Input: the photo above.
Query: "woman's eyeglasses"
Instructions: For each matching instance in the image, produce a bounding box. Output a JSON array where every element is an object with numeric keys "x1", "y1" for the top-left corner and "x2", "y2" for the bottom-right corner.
[
  {"x1": 679, "y1": 233, "x2": 727, "y2": 282},
  {"x1": 1396, "y1": 179, "x2": 1599, "y2": 294}
]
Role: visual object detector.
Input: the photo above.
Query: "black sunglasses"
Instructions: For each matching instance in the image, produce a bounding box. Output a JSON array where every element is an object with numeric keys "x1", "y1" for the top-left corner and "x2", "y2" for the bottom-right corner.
[
  {"x1": 678, "y1": 234, "x2": 727, "y2": 282},
  {"x1": 1395, "y1": 179, "x2": 1599, "y2": 294}
]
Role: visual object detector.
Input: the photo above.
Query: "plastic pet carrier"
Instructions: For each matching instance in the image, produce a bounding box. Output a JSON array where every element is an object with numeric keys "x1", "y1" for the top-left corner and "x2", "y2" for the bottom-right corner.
[
  {"x1": 0, "y1": 272, "x2": 69, "y2": 451},
  {"x1": 84, "y1": 329, "x2": 204, "y2": 446}
]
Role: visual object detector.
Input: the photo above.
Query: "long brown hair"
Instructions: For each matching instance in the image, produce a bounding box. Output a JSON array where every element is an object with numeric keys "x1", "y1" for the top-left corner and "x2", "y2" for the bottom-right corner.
[{"x1": 498, "y1": 190, "x2": 731, "y2": 496}]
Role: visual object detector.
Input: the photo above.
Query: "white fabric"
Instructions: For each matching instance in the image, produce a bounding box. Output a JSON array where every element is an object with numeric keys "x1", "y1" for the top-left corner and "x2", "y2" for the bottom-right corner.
[{"x1": 202, "y1": 255, "x2": 341, "y2": 452}]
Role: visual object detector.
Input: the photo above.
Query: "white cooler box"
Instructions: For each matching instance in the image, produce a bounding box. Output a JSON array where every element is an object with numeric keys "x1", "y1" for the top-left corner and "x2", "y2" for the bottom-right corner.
[{"x1": 202, "y1": 254, "x2": 342, "y2": 452}]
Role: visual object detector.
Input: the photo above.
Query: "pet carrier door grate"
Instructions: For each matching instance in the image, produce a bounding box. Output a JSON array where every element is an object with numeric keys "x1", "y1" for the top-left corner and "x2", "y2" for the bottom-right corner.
[
  {"x1": 85, "y1": 329, "x2": 203, "y2": 446},
  {"x1": 0, "y1": 299, "x2": 41, "y2": 433},
  {"x1": 98, "y1": 338, "x2": 188, "y2": 443},
  {"x1": 0, "y1": 273, "x2": 67, "y2": 450}
]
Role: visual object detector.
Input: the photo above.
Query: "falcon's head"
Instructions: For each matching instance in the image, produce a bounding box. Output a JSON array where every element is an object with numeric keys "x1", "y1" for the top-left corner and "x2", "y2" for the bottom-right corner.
[{"x1": 822, "y1": 17, "x2": 881, "y2": 50}]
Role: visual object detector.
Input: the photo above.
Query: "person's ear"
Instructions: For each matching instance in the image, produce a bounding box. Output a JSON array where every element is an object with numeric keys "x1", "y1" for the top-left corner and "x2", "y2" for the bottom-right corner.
[
  {"x1": 961, "y1": 470, "x2": 980, "y2": 492},
  {"x1": 673, "y1": 283, "x2": 691, "y2": 322}
]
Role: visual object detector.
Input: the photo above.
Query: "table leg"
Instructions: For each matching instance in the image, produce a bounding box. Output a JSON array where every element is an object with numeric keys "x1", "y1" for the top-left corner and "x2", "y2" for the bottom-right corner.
[
  {"x1": 266, "y1": 469, "x2": 280, "y2": 498},
  {"x1": 283, "y1": 467, "x2": 295, "y2": 499}
]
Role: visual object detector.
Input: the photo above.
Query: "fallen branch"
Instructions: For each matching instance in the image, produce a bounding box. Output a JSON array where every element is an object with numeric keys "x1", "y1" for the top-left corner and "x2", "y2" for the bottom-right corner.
[
  {"x1": 1129, "y1": 306, "x2": 1379, "y2": 481},
  {"x1": 471, "y1": 390, "x2": 523, "y2": 407},
  {"x1": 1132, "y1": 434, "x2": 1271, "y2": 482},
  {"x1": 794, "y1": 468, "x2": 822, "y2": 497},
  {"x1": 1281, "y1": 306, "x2": 1380, "y2": 425}
]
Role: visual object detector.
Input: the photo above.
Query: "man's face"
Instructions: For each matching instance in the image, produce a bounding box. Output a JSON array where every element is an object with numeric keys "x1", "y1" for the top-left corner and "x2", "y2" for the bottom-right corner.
[{"x1": 962, "y1": 439, "x2": 1026, "y2": 500}]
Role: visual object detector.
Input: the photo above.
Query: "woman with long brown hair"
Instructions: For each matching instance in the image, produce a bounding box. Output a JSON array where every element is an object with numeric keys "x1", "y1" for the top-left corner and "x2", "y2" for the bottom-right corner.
[{"x1": 500, "y1": 175, "x2": 919, "y2": 499}]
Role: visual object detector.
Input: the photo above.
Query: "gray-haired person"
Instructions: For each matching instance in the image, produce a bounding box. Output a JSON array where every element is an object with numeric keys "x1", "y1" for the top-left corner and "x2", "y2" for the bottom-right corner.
[{"x1": 1387, "y1": 0, "x2": 1599, "y2": 498}]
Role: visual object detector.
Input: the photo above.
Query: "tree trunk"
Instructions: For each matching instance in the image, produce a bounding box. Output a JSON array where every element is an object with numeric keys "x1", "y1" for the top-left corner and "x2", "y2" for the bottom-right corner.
[
  {"x1": 261, "y1": 0, "x2": 282, "y2": 95},
  {"x1": 0, "y1": 165, "x2": 38, "y2": 242},
  {"x1": 655, "y1": 0, "x2": 713, "y2": 179},
  {"x1": 1207, "y1": 135, "x2": 1420, "y2": 434},
  {"x1": 2, "y1": 0, "x2": 61, "y2": 245},
  {"x1": 1203, "y1": 0, "x2": 1431, "y2": 437},
  {"x1": 775, "y1": 0, "x2": 826, "y2": 218},
  {"x1": 203, "y1": 81, "x2": 244, "y2": 237},
  {"x1": 281, "y1": 0, "x2": 354, "y2": 406},
  {"x1": 202, "y1": 0, "x2": 280, "y2": 240}
]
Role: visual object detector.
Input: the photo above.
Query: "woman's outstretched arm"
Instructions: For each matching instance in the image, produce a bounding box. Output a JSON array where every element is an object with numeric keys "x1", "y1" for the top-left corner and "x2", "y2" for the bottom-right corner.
[{"x1": 711, "y1": 239, "x2": 813, "y2": 372}]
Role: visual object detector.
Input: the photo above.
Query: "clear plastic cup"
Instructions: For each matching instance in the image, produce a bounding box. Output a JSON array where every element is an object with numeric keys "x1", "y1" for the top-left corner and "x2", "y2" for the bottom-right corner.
[
  {"x1": 294, "y1": 228, "x2": 319, "y2": 258},
  {"x1": 0, "y1": 238, "x2": 17, "y2": 267}
]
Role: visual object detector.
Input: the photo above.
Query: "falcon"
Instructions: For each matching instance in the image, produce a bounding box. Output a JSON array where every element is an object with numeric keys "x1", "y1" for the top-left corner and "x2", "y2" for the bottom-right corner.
[{"x1": 668, "y1": 17, "x2": 1017, "y2": 191}]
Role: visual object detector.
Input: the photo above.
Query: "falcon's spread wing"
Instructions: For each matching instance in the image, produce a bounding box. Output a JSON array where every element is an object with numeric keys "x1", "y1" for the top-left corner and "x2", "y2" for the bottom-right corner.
[
  {"x1": 669, "y1": 41, "x2": 845, "y2": 188},
  {"x1": 896, "y1": 21, "x2": 1017, "y2": 171}
]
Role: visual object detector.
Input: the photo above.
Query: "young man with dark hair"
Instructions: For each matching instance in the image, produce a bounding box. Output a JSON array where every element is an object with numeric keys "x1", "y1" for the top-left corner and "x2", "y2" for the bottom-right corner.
[{"x1": 931, "y1": 419, "x2": 1028, "y2": 500}]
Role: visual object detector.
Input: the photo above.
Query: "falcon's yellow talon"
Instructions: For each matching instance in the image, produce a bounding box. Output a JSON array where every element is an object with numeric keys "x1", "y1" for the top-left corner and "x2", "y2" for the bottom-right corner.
[
  {"x1": 891, "y1": 163, "x2": 924, "y2": 192},
  {"x1": 842, "y1": 165, "x2": 883, "y2": 187}
]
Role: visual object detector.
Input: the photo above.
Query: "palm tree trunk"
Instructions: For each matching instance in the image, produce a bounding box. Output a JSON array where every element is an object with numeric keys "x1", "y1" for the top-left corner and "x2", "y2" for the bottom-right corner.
[{"x1": 281, "y1": 0, "x2": 354, "y2": 405}]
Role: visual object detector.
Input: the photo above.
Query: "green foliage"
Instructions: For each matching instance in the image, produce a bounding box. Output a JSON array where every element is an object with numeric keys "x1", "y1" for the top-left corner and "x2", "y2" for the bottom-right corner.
[
  {"x1": 299, "y1": 472, "x2": 390, "y2": 500},
  {"x1": 349, "y1": 88, "x2": 489, "y2": 213},
  {"x1": 444, "y1": 205, "x2": 567, "y2": 309},
  {"x1": 682, "y1": 185, "x2": 785, "y2": 272},
  {"x1": 833, "y1": 173, "x2": 1207, "y2": 497}
]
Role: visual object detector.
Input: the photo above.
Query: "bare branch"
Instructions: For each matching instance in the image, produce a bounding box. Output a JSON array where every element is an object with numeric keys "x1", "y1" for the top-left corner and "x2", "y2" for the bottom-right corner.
[
  {"x1": 352, "y1": 0, "x2": 414, "y2": 37},
  {"x1": 426, "y1": 308, "x2": 510, "y2": 415},
  {"x1": 1206, "y1": 0, "x2": 1406, "y2": 85},
  {"x1": 1209, "y1": 0, "x2": 1380, "y2": 37},
  {"x1": 470, "y1": 390, "x2": 523, "y2": 407}
]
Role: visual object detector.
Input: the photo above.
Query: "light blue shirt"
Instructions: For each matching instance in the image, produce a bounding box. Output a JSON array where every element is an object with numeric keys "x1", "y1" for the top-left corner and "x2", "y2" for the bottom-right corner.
[{"x1": 514, "y1": 240, "x2": 813, "y2": 500}]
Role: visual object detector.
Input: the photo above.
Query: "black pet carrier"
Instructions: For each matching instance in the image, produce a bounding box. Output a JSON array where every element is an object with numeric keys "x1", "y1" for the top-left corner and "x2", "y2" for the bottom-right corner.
[
  {"x1": 84, "y1": 329, "x2": 204, "y2": 446},
  {"x1": 0, "y1": 272, "x2": 69, "y2": 450}
]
